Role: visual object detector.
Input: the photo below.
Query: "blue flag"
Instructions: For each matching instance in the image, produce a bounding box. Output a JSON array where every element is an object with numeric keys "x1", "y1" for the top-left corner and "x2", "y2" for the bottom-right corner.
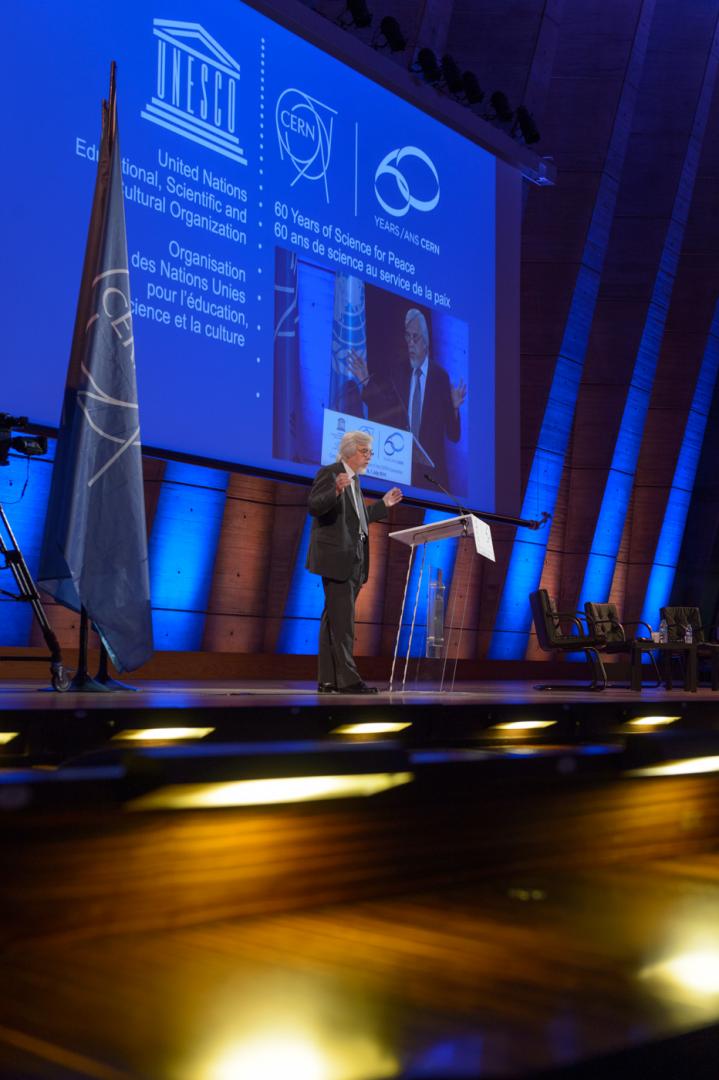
[
  {"x1": 38, "y1": 65, "x2": 152, "y2": 672},
  {"x1": 329, "y1": 272, "x2": 367, "y2": 418}
]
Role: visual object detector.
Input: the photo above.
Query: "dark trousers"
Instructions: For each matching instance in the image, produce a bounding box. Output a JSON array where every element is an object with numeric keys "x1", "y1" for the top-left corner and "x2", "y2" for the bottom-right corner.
[{"x1": 319, "y1": 554, "x2": 366, "y2": 688}]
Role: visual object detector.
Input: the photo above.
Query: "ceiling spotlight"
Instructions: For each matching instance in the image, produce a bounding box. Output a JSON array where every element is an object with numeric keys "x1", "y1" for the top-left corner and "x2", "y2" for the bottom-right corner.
[
  {"x1": 441, "y1": 54, "x2": 464, "y2": 96},
  {"x1": 413, "y1": 47, "x2": 442, "y2": 84},
  {"x1": 462, "y1": 71, "x2": 484, "y2": 105},
  {"x1": 375, "y1": 15, "x2": 406, "y2": 52},
  {"x1": 340, "y1": 0, "x2": 372, "y2": 29},
  {"x1": 490, "y1": 90, "x2": 514, "y2": 123},
  {"x1": 515, "y1": 104, "x2": 541, "y2": 144}
]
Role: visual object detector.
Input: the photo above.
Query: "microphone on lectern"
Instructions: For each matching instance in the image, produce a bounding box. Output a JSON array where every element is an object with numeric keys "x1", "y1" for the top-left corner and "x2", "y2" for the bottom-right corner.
[{"x1": 424, "y1": 473, "x2": 470, "y2": 528}]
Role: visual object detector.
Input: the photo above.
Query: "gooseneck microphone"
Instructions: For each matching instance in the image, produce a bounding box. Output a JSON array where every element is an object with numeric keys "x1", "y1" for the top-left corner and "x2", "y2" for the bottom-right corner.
[
  {"x1": 424, "y1": 473, "x2": 470, "y2": 531},
  {"x1": 424, "y1": 475, "x2": 552, "y2": 532}
]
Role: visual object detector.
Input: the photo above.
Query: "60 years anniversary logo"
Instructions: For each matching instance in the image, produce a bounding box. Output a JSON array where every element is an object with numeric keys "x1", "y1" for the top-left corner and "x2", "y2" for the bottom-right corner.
[{"x1": 374, "y1": 146, "x2": 440, "y2": 218}]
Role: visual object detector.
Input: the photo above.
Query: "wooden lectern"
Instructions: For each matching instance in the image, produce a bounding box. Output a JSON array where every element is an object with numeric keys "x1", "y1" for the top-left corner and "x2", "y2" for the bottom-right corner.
[{"x1": 388, "y1": 514, "x2": 495, "y2": 693}]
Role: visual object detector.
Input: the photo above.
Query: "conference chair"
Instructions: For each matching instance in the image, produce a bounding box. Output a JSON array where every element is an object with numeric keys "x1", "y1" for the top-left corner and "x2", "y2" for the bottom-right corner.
[
  {"x1": 529, "y1": 589, "x2": 607, "y2": 691},
  {"x1": 660, "y1": 605, "x2": 719, "y2": 690},
  {"x1": 584, "y1": 602, "x2": 661, "y2": 689}
]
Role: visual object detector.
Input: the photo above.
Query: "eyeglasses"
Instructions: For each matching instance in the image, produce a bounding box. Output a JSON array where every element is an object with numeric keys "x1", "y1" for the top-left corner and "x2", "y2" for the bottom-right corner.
[
  {"x1": 404, "y1": 331, "x2": 425, "y2": 345},
  {"x1": 358, "y1": 447, "x2": 373, "y2": 457}
]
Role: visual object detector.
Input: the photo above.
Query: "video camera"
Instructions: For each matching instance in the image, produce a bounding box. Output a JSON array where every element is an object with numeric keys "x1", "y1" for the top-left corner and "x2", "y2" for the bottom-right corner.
[{"x1": 0, "y1": 413, "x2": 48, "y2": 467}]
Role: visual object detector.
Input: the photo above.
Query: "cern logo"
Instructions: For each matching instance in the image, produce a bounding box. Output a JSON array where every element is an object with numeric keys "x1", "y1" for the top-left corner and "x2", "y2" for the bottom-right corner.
[
  {"x1": 275, "y1": 88, "x2": 337, "y2": 202},
  {"x1": 79, "y1": 269, "x2": 141, "y2": 489}
]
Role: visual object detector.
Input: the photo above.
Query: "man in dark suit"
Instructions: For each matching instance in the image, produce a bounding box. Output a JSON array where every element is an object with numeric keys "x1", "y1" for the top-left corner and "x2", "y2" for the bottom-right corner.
[
  {"x1": 307, "y1": 430, "x2": 402, "y2": 693},
  {"x1": 349, "y1": 308, "x2": 466, "y2": 491}
]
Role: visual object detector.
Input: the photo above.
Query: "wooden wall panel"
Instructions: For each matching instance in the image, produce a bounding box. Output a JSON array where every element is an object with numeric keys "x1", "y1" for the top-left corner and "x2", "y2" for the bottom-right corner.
[
  {"x1": 262, "y1": 480, "x2": 312, "y2": 653},
  {"x1": 474, "y1": 522, "x2": 517, "y2": 656},
  {"x1": 202, "y1": 475, "x2": 277, "y2": 653},
  {"x1": 354, "y1": 501, "x2": 393, "y2": 656},
  {"x1": 378, "y1": 503, "x2": 424, "y2": 655}
]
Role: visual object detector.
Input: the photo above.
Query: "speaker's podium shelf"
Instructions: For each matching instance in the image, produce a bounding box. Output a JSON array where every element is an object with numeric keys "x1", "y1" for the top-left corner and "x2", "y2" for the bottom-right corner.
[{"x1": 388, "y1": 514, "x2": 495, "y2": 693}]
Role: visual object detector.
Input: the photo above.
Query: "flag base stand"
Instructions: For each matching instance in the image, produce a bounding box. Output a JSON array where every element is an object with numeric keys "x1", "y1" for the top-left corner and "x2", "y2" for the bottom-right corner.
[
  {"x1": 67, "y1": 609, "x2": 113, "y2": 693},
  {"x1": 94, "y1": 643, "x2": 137, "y2": 692},
  {"x1": 68, "y1": 671, "x2": 113, "y2": 693},
  {"x1": 96, "y1": 676, "x2": 137, "y2": 691}
]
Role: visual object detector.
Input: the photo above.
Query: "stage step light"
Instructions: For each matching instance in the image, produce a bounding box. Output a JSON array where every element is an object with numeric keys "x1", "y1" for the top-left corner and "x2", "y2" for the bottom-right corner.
[
  {"x1": 332, "y1": 721, "x2": 412, "y2": 735},
  {"x1": 112, "y1": 727, "x2": 215, "y2": 742},
  {"x1": 625, "y1": 715, "x2": 680, "y2": 728},
  {"x1": 127, "y1": 772, "x2": 414, "y2": 810},
  {"x1": 490, "y1": 720, "x2": 557, "y2": 731},
  {"x1": 628, "y1": 755, "x2": 719, "y2": 777}
]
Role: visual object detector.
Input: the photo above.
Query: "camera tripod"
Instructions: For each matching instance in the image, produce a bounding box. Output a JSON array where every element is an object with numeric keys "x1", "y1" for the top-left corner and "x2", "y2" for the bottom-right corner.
[{"x1": 0, "y1": 502, "x2": 70, "y2": 691}]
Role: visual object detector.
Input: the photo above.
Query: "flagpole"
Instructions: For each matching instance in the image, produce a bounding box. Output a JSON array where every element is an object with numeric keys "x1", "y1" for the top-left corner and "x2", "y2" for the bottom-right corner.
[
  {"x1": 69, "y1": 607, "x2": 111, "y2": 692},
  {"x1": 37, "y1": 60, "x2": 154, "y2": 682},
  {"x1": 95, "y1": 641, "x2": 137, "y2": 691}
]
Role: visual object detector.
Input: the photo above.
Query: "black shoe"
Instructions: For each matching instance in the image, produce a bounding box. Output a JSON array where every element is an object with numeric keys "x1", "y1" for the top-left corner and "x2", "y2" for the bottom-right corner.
[
  {"x1": 317, "y1": 682, "x2": 339, "y2": 694},
  {"x1": 339, "y1": 681, "x2": 379, "y2": 694}
]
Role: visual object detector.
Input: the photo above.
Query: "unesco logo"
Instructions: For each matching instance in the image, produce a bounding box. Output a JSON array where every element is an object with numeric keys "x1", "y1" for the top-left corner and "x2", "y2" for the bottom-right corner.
[
  {"x1": 374, "y1": 146, "x2": 440, "y2": 218},
  {"x1": 276, "y1": 88, "x2": 337, "y2": 202},
  {"x1": 141, "y1": 19, "x2": 247, "y2": 165}
]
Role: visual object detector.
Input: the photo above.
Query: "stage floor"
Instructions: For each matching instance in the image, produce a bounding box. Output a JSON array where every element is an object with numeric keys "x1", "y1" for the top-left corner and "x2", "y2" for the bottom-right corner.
[
  {"x1": 2, "y1": 678, "x2": 719, "y2": 1077},
  {"x1": 2, "y1": 676, "x2": 719, "y2": 710},
  {"x1": 2, "y1": 858, "x2": 719, "y2": 1079}
]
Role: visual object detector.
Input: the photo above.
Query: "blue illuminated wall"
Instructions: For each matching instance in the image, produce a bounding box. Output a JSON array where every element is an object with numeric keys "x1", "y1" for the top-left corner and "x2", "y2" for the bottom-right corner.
[
  {"x1": 488, "y1": 7, "x2": 654, "y2": 660},
  {"x1": 640, "y1": 302, "x2": 719, "y2": 627},
  {"x1": 396, "y1": 509, "x2": 459, "y2": 659},
  {"x1": 149, "y1": 462, "x2": 229, "y2": 650},
  {"x1": 276, "y1": 516, "x2": 325, "y2": 654},
  {"x1": 578, "y1": 30, "x2": 719, "y2": 614},
  {"x1": 490, "y1": 1, "x2": 719, "y2": 660}
]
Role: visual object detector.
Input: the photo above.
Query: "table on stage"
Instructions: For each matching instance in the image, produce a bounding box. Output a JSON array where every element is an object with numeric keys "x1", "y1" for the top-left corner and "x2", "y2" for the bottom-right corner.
[{"x1": 630, "y1": 639, "x2": 719, "y2": 692}]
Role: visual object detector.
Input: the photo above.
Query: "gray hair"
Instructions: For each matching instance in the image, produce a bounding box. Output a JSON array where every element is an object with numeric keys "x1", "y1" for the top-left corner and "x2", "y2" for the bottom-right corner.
[
  {"x1": 337, "y1": 429, "x2": 373, "y2": 461},
  {"x1": 405, "y1": 308, "x2": 429, "y2": 343}
]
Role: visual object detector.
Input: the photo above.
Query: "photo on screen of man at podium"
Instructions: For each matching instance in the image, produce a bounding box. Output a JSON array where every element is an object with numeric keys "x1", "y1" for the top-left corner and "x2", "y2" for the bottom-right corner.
[{"x1": 272, "y1": 247, "x2": 470, "y2": 498}]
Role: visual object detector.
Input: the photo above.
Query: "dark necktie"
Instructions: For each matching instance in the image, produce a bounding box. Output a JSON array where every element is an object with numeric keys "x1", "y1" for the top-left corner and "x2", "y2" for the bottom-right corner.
[
  {"x1": 354, "y1": 476, "x2": 368, "y2": 536},
  {"x1": 410, "y1": 368, "x2": 422, "y2": 437}
]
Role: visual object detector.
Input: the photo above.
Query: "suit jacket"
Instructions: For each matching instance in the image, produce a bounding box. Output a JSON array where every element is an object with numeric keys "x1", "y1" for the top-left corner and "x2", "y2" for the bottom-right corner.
[
  {"x1": 306, "y1": 461, "x2": 388, "y2": 582},
  {"x1": 362, "y1": 361, "x2": 460, "y2": 489}
]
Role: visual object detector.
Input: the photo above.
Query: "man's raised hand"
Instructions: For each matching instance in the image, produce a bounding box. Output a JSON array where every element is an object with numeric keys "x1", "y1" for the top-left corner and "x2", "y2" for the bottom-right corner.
[
  {"x1": 347, "y1": 349, "x2": 370, "y2": 385},
  {"x1": 451, "y1": 378, "x2": 467, "y2": 410},
  {"x1": 383, "y1": 487, "x2": 403, "y2": 507},
  {"x1": 335, "y1": 472, "x2": 352, "y2": 497}
]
